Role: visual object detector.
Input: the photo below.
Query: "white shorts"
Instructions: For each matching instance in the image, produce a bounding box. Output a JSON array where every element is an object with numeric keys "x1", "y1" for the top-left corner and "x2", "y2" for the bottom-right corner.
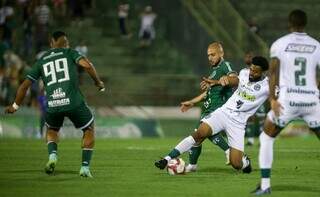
[
  {"x1": 201, "y1": 108, "x2": 246, "y2": 151},
  {"x1": 267, "y1": 98, "x2": 320, "y2": 128}
]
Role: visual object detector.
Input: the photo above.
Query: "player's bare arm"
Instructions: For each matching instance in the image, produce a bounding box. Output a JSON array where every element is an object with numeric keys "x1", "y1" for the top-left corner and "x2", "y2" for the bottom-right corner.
[
  {"x1": 268, "y1": 57, "x2": 283, "y2": 116},
  {"x1": 200, "y1": 77, "x2": 219, "y2": 90},
  {"x1": 78, "y1": 57, "x2": 105, "y2": 91},
  {"x1": 180, "y1": 92, "x2": 206, "y2": 112},
  {"x1": 4, "y1": 79, "x2": 33, "y2": 114},
  {"x1": 201, "y1": 73, "x2": 238, "y2": 89}
]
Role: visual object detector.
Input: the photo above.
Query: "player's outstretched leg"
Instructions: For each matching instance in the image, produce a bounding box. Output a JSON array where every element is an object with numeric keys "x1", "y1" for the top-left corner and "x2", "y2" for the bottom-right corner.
[
  {"x1": 45, "y1": 129, "x2": 59, "y2": 174},
  {"x1": 208, "y1": 133, "x2": 230, "y2": 165},
  {"x1": 155, "y1": 123, "x2": 212, "y2": 170},
  {"x1": 80, "y1": 126, "x2": 94, "y2": 178},
  {"x1": 155, "y1": 136, "x2": 195, "y2": 170}
]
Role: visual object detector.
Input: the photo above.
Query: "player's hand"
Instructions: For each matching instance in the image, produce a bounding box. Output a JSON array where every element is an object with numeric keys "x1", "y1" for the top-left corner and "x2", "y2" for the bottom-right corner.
[
  {"x1": 219, "y1": 76, "x2": 229, "y2": 86},
  {"x1": 270, "y1": 99, "x2": 283, "y2": 117},
  {"x1": 4, "y1": 105, "x2": 17, "y2": 114},
  {"x1": 200, "y1": 77, "x2": 218, "y2": 90},
  {"x1": 200, "y1": 80, "x2": 210, "y2": 91},
  {"x1": 95, "y1": 81, "x2": 105, "y2": 92},
  {"x1": 180, "y1": 101, "x2": 194, "y2": 112}
]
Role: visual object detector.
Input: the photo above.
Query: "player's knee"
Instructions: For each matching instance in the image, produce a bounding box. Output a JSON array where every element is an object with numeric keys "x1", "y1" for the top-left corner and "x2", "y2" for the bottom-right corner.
[
  {"x1": 192, "y1": 129, "x2": 210, "y2": 143},
  {"x1": 46, "y1": 129, "x2": 59, "y2": 141},
  {"x1": 263, "y1": 119, "x2": 281, "y2": 137},
  {"x1": 82, "y1": 127, "x2": 95, "y2": 148},
  {"x1": 82, "y1": 137, "x2": 95, "y2": 148}
]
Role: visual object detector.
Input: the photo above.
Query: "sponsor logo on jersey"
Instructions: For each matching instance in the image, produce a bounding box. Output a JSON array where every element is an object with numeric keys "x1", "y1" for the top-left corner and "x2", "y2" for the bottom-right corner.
[
  {"x1": 289, "y1": 101, "x2": 316, "y2": 107},
  {"x1": 238, "y1": 91, "x2": 256, "y2": 101},
  {"x1": 48, "y1": 98, "x2": 70, "y2": 107},
  {"x1": 287, "y1": 87, "x2": 316, "y2": 95},
  {"x1": 285, "y1": 43, "x2": 316, "y2": 53},
  {"x1": 51, "y1": 88, "x2": 66, "y2": 99}
]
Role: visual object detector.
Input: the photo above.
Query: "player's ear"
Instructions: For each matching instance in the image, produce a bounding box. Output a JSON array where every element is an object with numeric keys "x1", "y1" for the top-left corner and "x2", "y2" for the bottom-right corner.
[{"x1": 49, "y1": 38, "x2": 54, "y2": 48}]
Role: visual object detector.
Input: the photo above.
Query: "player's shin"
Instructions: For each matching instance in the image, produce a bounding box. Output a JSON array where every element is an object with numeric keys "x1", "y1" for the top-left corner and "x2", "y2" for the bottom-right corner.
[
  {"x1": 47, "y1": 141, "x2": 58, "y2": 156},
  {"x1": 209, "y1": 133, "x2": 229, "y2": 151},
  {"x1": 259, "y1": 131, "x2": 275, "y2": 190},
  {"x1": 166, "y1": 136, "x2": 196, "y2": 161},
  {"x1": 188, "y1": 145, "x2": 202, "y2": 165},
  {"x1": 82, "y1": 129, "x2": 94, "y2": 167}
]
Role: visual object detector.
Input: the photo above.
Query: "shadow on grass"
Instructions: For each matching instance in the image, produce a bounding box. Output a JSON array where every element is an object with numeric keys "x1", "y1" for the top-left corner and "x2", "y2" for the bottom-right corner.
[
  {"x1": 273, "y1": 184, "x2": 320, "y2": 193},
  {"x1": 199, "y1": 166, "x2": 239, "y2": 174}
]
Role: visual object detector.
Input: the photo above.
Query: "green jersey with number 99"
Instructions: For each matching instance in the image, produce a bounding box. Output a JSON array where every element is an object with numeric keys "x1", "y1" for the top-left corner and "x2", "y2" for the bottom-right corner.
[
  {"x1": 201, "y1": 60, "x2": 236, "y2": 118},
  {"x1": 27, "y1": 48, "x2": 85, "y2": 113}
]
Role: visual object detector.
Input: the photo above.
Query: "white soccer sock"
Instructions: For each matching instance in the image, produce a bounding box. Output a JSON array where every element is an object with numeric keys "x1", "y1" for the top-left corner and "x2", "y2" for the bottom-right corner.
[
  {"x1": 175, "y1": 136, "x2": 196, "y2": 155},
  {"x1": 259, "y1": 131, "x2": 275, "y2": 190},
  {"x1": 164, "y1": 156, "x2": 171, "y2": 161},
  {"x1": 261, "y1": 178, "x2": 270, "y2": 190},
  {"x1": 259, "y1": 131, "x2": 275, "y2": 169}
]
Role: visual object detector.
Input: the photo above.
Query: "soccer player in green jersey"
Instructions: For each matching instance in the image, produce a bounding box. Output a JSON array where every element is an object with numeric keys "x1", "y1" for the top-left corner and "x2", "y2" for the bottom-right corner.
[
  {"x1": 4, "y1": 31, "x2": 105, "y2": 178},
  {"x1": 179, "y1": 42, "x2": 237, "y2": 172}
]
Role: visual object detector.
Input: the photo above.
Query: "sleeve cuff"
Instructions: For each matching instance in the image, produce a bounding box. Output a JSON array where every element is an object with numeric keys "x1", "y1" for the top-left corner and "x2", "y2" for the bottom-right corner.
[{"x1": 26, "y1": 75, "x2": 37, "y2": 81}]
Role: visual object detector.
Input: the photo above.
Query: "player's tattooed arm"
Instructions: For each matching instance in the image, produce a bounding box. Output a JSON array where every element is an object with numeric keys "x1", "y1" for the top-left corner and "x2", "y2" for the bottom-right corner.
[
  {"x1": 180, "y1": 92, "x2": 206, "y2": 112},
  {"x1": 5, "y1": 79, "x2": 32, "y2": 113},
  {"x1": 78, "y1": 57, "x2": 105, "y2": 91}
]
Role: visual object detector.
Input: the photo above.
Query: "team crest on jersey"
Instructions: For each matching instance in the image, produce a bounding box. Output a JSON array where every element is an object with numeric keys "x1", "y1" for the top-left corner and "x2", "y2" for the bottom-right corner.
[{"x1": 254, "y1": 84, "x2": 261, "y2": 91}]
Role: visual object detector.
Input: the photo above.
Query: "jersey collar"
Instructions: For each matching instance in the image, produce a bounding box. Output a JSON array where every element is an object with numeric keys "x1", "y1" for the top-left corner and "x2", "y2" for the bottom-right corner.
[
  {"x1": 211, "y1": 59, "x2": 224, "y2": 70},
  {"x1": 292, "y1": 32, "x2": 307, "y2": 36}
]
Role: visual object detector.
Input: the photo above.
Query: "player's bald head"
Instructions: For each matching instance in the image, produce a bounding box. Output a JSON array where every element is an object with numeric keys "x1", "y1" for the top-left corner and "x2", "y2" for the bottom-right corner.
[
  {"x1": 207, "y1": 42, "x2": 224, "y2": 66},
  {"x1": 208, "y1": 42, "x2": 224, "y2": 54}
]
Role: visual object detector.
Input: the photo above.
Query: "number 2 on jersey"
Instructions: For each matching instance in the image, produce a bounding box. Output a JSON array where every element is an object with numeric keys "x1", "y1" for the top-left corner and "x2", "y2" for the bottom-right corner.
[
  {"x1": 294, "y1": 57, "x2": 306, "y2": 86},
  {"x1": 43, "y1": 58, "x2": 70, "y2": 86}
]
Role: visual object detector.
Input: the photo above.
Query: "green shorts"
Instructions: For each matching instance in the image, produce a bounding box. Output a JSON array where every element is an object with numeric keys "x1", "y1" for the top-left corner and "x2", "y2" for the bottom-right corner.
[{"x1": 45, "y1": 103, "x2": 94, "y2": 130}]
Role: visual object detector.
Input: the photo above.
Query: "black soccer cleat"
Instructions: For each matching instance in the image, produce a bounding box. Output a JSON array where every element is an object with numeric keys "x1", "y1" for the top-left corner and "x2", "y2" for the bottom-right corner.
[
  {"x1": 242, "y1": 155, "x2": 252, "y2": 174},
  {"x1": 154, "y1": 159, "x2": 168, "y2": 170}
]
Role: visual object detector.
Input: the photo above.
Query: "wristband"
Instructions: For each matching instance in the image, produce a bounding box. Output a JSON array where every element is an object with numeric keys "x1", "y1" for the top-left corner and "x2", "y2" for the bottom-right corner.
[{"x1": 12, "y1": 102, "x2": 19, "y2": 110}]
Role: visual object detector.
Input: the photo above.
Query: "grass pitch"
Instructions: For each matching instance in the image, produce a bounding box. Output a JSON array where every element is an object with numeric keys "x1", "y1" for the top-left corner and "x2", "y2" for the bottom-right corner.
[{"x1": 0, "y1": 137, "x2": 319, "y2": 197}]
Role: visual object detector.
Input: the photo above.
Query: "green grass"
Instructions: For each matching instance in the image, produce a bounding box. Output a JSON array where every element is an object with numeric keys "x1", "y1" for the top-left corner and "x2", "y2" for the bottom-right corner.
[{"x1": 0, "y1": 137, "x2": 319, "y2": 197}]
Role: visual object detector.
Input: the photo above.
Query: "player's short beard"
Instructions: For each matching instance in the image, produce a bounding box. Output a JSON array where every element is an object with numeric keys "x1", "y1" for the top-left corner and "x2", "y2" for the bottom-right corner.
[
  {"x1": 249, "y1": 75, "x2": 262, "y2": 82},
  {"x1": 211, "y1": 58, "x2": 221, "y2": 67}
]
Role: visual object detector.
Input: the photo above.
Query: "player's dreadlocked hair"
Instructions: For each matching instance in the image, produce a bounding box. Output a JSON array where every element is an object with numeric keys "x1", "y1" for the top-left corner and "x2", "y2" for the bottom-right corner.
[
  {"x1": 252, "y1": 56, "x2": 269, "y2": 71},
  {"x1": 52, "y1": 31, "x2": 67, "y2": 41},
  {"x1": 289, "y1": 9, "x2": 307, "y2": 28}
]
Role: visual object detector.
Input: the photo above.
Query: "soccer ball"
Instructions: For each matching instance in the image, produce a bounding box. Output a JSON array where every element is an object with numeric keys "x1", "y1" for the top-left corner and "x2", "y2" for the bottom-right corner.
[{"x1": 167, "y1": 158, "x2": 185, "y2": 175}]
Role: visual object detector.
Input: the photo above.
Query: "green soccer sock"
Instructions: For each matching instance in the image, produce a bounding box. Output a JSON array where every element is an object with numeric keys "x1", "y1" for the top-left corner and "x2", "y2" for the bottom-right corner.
[
  {"x1": 47, "y1": 141, "x2": 57, "y2": 155},
  {"x1": 168, "y1": 148, "x2": 181, "y2": 159},
  {"x1": 261, "y1": 168, "x2": 271, "y2": 178},
  {"x1": 188, "y1": 145, "x2": 202, "y2": 165},
  {"x1": 208, "y1": 133, "x2": 229, "y2": 151},
  {"x1": 82, "y1": 149, "x2": 93, "y2": 166}
]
